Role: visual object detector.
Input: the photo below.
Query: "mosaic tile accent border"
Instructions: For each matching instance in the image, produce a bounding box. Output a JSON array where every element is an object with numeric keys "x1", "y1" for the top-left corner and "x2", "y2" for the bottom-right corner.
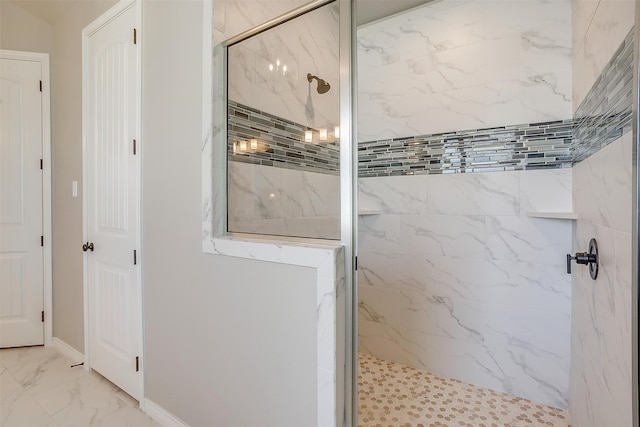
[
  {"x1": 228, "y1": 28, "x2": 632, "y2": 178},
  {"x1": 228, "y1": 101, "x2": 340, "y2": 175},
  {"x1": 573, "y1": 28, "x2": 634, "y2": 162},
  {"x1": 358, "y1": 120, "x2": 573, "y2": 177},
  {"x1": 228, "y1": 101, "x2": 574, "y2": 177}
]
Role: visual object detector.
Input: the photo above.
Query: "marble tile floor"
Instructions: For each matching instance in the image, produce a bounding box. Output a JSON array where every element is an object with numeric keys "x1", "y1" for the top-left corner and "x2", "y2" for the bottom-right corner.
[
  {"x1": 0, "y1": 345, "x2": 159, "y2": 427},
  {"x1": 358, "y1": 353, "x2": 570, "y2": 427}
]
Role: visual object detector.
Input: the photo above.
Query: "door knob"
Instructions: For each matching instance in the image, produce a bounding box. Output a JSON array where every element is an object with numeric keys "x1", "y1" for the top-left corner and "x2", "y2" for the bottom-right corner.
[
  {"x1": 567, "y1": 238, "x2": 598, "y2": 280},
  {"x1": 82, "y1": 242, "x2": 94, "y2": 252}
]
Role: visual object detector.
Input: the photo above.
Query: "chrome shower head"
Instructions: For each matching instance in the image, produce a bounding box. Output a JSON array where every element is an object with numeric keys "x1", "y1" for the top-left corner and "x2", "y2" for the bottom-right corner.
[{"x1": 307, "y1": 73, "x2": 331, "y2": 94}]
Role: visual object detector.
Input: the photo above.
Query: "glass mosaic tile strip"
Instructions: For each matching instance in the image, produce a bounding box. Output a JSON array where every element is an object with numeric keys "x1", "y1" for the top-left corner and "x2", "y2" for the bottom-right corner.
[
  {"x1": 572, "y1": 28, "x2": 633, "y2": 162},
  {"x1": 228, "y1": 101, "x2": 340, "y2": 176},
  {"x1": 357, "y1": 120, "x2": 574, "y2": 177}
]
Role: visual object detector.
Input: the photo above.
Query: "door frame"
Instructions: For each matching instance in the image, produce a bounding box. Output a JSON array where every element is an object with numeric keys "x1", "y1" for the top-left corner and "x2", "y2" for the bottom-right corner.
[
  {"x1": 0, "y1": 49, "x2": 52, "y2": 347},
  {"x1": 81, "y1": 0, "x2": 143, "y2": 397}
]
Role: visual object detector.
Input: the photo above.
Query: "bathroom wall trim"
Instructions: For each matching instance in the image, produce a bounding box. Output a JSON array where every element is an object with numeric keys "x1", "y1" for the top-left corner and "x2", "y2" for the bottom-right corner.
[
  {"x1": 51, "y1": 337, "x2": 84, "y2": 364},
  {"x1": 140, "y1": 399, "x2": 189, "y2": 427}
]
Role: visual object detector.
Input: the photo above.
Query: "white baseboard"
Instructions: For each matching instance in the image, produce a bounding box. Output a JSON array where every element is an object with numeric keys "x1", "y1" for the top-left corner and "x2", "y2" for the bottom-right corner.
[
  {"x1": 51, "y1": 337, "x2": 84, "y2": 363},
  {"x1": 141, "y1": 399, "x2": 189, "y2": 427}
]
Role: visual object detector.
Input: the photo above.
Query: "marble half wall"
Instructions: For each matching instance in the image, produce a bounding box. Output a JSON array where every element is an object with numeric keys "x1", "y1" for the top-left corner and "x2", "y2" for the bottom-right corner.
[
  {"x1": 204, "y1": 2, "x2": 348, "y2": 425},
  {"x1": 358, "y1": 169, "x2": 573, "y2": 408},
  {"x1": 357, "y1": 0, "x2": 572, "y2": 141}
]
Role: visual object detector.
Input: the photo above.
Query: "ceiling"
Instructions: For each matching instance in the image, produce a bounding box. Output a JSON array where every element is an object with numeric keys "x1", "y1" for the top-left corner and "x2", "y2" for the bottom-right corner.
[{"x1": 8, "y1": 0, "x2": 432, "y2": 27}]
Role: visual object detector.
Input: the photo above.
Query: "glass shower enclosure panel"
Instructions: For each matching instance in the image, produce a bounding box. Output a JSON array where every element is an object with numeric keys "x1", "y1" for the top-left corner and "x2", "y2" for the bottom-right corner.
[{"x1": 226, "y1": 3, "x2": 341, "y2": 240}]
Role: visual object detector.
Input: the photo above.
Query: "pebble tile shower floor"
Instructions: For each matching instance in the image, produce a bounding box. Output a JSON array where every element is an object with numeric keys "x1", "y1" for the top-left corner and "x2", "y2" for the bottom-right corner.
[{"x1": 358, "y1": 353, "x2": 570, "y2": 427}]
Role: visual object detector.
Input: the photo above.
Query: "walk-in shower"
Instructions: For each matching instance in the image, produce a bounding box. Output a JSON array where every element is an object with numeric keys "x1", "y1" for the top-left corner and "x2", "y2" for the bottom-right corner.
[
  {"x1": 356, "y1": 0, "x2": 637, "y2": 425},
  {"x1": 204, "y1": 0, "x2": 639, "y2": 425}
]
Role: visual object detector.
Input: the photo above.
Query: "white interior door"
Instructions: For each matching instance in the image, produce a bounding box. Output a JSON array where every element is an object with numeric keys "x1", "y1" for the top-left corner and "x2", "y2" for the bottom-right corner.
[
  {"x1": 84, "y1": 2, "x2": 141, "y2": 400},
  {"x1": 0, "y1": 57, "x2": 44, "y2": 348}
]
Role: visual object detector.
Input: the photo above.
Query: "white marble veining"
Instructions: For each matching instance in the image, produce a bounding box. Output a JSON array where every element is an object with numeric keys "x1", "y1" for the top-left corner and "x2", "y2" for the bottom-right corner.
[
  {"x1": 203, "y1": 3, "x2": 348, "y2": 425},
  {"x1": 214, "y1": 0, "x2": 309, "y2": 45},
  {"x1": 207, "y1": 0, "x2": 342, "y2": 241},
  {"x1": 572, "y1": 0, "x2": 635, "y2": 111},
  {"x1": 573, "y1": 132, "x2": 633, "y2": 233},
  {"x1": 359, "y1": 283, "x2": 570, "y2": 408},
  {"x1": 227, "y1": 161, "x2": 340, "y2": 239},
  {"x1": 201, "y1": 235, "x2": 345, "y2": 427},
  {"x1": 221, "y1": 0, "x2": 341, "y2": 240},
  {"x1": 570, "y1": 133, "x2": 633, "y2": 427},
  {"x1": 359, "y1": 171, "x2": 522, "y2": 216},
  {"x1": 572, "y1": 0, "x2": 600, "y2": 50},
  {"x1": 0, "y1": 346, "x2": 158, "y2": 427},
  {"x1": 520, "y1": 168, "x2": 573, "y2": 215},
  {"x1": 486, "y1": 216, "x2": 572, "y2": 268},
  {"x1": 357, "y1": 0, "x2": 572, "y2": 140},
  {"x1": 227, "y1": 2, "x2": 339, "y2": 129},
  {"x1": 358, "y1": 168, "x2": 573, "y2": 408}
]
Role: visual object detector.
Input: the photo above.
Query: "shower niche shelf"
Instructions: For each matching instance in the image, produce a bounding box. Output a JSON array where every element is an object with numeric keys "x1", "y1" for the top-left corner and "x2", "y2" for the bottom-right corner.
[
  {"x1": 527, "y1": 211, "x2": 577, "y2": 220},
  {"x1": 358, "y1": 210, "x2": 383, "y2": 216}
]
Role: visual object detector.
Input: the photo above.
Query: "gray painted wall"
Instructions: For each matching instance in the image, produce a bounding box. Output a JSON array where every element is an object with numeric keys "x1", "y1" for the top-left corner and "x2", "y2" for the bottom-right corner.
[
  {"x1": 0, "y1": 2, "x2": 53, "y2": 55},
  {"x1": 142, "y1": 2, "x2": 319, "y2": 425},
  {"x1": 3, "y1": 2, "x2": 322, "y2": 425},
  {"x1": 50, "y1": 0, "x2": 118, "y2": 352}
]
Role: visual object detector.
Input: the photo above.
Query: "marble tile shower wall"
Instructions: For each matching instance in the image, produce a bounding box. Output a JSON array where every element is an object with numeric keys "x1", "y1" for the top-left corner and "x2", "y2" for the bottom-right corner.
[
  {"x1": 356, "y1": 0, "x2": 572, "y2": 142},
  {"x1": 570, "y1": 133, "x2": 632, "y2": 427},
  {"x1": 356, "y1": 0, "x2": 574, "y2": 410},
  {"x1": 358, "y1": 169, "x2": 573, "y2": 409},
  {"x1": 228, "y1": 23, "x2": 631, "y2": 180},
  {"x1": 569, "y1": 1, "x2": 635, "y2": 426},
  {"x1": 226, "y1": 101, "x2": 340, "y2": 239},
  {"x1": 226, "y1": 2, "x2": 339, "y2": 130},
  {"x1": 228, "y1": 161, "x2": 340, "y2": 239}
]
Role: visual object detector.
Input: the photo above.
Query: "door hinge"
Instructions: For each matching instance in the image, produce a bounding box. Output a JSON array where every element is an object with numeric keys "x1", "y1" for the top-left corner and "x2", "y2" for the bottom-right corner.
[
  {"x1": 133, "y1": 28, "x2": 137, "y2": 45},
  {"x1": 133, "y1": 139, "x2": 136, "y2": 155},
  {"x1": 40, "y1": 159, "x2": 43, "y2": 170},
  {"x1": 133, "y1": 249, "x2": 137, "y2": 265},
  {"x1": 41, "y1": 236, "x2": 44, "y2": 247},
  {"x1": 355, "y1": 256, "x2": 358, "y2": 271},
  {"x1": 39, "y1": 80, "x2": 42, "y2": 92},
  {"x1": 41, "y1": 311, "x2": 44, "y2": 322},
  {"x1": 135, "y1": 356, "x2": 139, "y2": 372}
]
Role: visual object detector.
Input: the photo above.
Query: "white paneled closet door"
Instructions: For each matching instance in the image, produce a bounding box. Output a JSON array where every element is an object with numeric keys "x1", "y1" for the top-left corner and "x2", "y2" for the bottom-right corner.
[
  {"x1": 0, "y1": 57, "x2": 44, "y2": 348},
  {"x1": 84, "y1": 1, "x2": 141, "y2": 400}
]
